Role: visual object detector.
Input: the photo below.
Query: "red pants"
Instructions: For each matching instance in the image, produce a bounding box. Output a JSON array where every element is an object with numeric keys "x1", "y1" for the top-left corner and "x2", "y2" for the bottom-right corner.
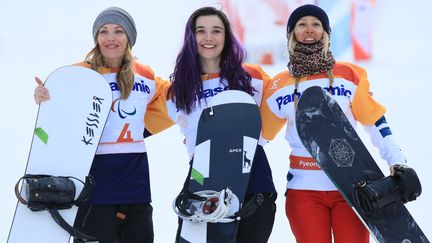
[{"x1": 285, "y1": 189, "x2": 369, "y2": 243}]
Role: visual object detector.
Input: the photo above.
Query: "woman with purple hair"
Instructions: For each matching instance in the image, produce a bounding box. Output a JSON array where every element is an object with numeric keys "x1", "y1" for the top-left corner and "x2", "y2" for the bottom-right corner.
[{"x1": 150, "y1": 6, "x2": 277, "y2": 243}]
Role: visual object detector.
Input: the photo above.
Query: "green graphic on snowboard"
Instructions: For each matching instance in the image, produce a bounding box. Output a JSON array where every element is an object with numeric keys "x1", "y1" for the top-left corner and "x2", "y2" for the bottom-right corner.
[{"x1": 34, "y1": 127, "x2": 48, "y2": 144}]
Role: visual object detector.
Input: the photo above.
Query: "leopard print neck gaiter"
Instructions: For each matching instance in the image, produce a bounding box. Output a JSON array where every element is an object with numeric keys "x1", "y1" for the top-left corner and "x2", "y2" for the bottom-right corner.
[{"x1": 288, "y1": 42, "x2": 336, "y2": 78}]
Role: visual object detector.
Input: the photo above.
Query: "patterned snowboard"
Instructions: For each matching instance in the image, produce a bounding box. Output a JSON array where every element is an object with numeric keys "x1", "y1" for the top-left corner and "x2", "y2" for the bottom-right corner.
[{"x1": 296, "y1": 86, "x2": 429, "y2": 243}]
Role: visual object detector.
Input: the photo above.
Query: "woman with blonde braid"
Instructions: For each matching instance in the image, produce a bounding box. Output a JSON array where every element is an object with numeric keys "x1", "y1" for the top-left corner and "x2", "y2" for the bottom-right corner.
[
  {"x1": 33, "y1": 7, "x2": 172, "y2": 243},
  {"x1": 260, "y1": 4, "x2": 407, "y2": 243}
]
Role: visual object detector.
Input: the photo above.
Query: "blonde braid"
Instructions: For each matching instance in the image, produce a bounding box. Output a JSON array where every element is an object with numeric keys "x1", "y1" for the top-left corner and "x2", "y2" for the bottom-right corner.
[
  {"x1": 326, "y1": 70, "x2": 334, "y2": 94},
  {"x1": 287, "y1": 33, "x2": 296, "y2": 56},
  {"x1": 287, "y1": 33, "x2": 300, "y2": 110},
  {"x1": 322, "y1": 32, "x2": 335, "y2": 93},
  {"x1": 117, "y1": 46, "x2": 135, "y2": 99},
  {"x1": 322, "y1": 32, "x2": 330, "y2": 58}
]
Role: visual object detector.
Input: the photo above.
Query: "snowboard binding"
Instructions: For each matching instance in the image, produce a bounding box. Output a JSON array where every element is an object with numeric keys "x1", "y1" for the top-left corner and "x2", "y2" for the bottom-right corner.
[
  {"x1": 15, "y1": 174, "x2": 97, "y2": 242},
  {"x1": 354, "y1": 165, "x2": 422, "y2": 217},
  {"x1": 173, "y1": 188, "x2": 238, "y2": 223}
]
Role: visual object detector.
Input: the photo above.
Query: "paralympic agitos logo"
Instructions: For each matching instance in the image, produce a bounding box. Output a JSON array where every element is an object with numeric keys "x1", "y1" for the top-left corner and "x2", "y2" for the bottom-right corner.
[
  {"x1": 111, "y1": 98, "x2": 136, "y2": 119},
  {"x1": 109, "y1": 79, "x2": 150, "y2": 118}
]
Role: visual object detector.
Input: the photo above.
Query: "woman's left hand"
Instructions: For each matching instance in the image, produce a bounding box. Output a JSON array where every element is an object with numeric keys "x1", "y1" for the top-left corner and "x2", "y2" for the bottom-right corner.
[{"x1": 34, "y1": 77, "x2": 50, "y2": 104}]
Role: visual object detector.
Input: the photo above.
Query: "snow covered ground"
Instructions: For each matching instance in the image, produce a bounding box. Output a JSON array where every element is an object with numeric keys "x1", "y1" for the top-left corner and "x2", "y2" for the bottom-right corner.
[{"x1": 1, "y1": 0, "x2": 431, "y2": 242}]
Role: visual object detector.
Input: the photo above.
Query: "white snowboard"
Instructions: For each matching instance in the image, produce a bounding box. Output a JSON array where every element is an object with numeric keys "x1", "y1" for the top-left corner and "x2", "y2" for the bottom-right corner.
[{"x1": 8, "y1": 66, "x2": 112, "y2": 243}]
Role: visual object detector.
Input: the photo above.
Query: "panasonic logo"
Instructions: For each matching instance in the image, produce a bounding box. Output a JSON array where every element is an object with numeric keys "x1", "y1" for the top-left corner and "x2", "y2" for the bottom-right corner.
[
  {"x1": 110, "y1": 79, "x2": 151, "y2": 94},
  {"x1": 275, "y1": 85, "x2": 352, "y2": 110},
  {"x1": 195, "y1": 86, "x2": 230, "y2": 100}
]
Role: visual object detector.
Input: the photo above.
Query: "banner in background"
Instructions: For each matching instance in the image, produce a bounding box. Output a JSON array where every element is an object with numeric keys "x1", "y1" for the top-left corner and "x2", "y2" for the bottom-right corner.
[{"x1": 220, "y1": 0, "x2": 375, "y2": 64}]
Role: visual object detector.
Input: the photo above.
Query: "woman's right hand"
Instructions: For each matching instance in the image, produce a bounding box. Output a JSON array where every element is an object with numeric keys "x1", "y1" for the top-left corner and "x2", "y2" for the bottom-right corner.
[{"x1": 34, "y1": 77, "x2": 50, "y2": 104}]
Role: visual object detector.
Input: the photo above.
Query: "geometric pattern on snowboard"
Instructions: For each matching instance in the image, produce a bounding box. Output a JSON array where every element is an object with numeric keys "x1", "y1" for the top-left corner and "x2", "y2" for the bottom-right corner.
[
  {"x1": 296, "y1": 86, "x2": 429, "y2": 243},
  {"x1": 8, "y1": 66, "x2": 112, "y2": 243},
  {"x1": 179, "y1": 90, "x2": 261, "y2": 243},
  {"x1": 328, "y1": 139, "x2": 355, "y2": 167}
]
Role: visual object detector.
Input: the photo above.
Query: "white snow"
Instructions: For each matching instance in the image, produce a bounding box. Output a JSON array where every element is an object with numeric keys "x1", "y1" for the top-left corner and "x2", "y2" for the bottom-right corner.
[{"x1": 1, "y1": 1, "x2": 431, "y2": 242}]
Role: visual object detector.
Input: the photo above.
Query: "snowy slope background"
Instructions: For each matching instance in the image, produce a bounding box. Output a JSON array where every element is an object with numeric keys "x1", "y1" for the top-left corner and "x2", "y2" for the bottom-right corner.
[{"x1": 1, "y1": 1, "x2": 431, "y2": 242}]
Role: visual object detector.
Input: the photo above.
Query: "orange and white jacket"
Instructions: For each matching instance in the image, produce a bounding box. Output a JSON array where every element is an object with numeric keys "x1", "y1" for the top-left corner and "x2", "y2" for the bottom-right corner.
[
  {"x1": 261, "y1": 62, "x2": 406, "y2": 191},
  {"x1": 75, "y1": 62, "x2": 173, "y2": 155}
]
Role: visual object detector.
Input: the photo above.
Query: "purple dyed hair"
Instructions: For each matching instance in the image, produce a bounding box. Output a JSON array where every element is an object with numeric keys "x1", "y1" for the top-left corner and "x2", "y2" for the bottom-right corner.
[{"x1": 168, "y1": 6, "x2": 253, "y2": 114}]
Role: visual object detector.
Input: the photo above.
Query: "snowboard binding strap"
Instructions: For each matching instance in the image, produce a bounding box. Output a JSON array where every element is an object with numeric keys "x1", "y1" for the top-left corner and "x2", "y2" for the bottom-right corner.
[
  {"x1": 232, "y1": 192, "x2": 265, "y2": 220},
  {"x1": 173, "y1": 188, "x2": 235, "y2": 223}
]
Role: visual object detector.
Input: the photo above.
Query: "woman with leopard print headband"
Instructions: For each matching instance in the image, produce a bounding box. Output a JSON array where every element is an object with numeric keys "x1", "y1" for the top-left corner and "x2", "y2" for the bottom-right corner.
[{"x1": 260, "y1": 4, "x2": 407, "y2": 243}]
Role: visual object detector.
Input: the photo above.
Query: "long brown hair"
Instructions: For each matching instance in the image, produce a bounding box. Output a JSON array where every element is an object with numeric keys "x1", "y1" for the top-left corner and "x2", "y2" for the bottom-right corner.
[{"x1": 85, "y1": 43, "x2": 135, "y2": 99}]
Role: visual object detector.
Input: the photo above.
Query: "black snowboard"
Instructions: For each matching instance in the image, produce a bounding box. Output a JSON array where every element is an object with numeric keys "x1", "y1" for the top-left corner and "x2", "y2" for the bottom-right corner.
[
  {"x1": 295, "y1": 86, "x2": 429, "y2": 243},
  {"x1": 178, "y1": 90, "x2": 261, "y2": 243}
]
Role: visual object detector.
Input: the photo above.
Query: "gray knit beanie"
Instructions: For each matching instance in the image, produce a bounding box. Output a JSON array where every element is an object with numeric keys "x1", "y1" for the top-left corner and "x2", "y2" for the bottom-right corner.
[{"x1": 92, "y1": 7, "x2": 137, "y2": 47}]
